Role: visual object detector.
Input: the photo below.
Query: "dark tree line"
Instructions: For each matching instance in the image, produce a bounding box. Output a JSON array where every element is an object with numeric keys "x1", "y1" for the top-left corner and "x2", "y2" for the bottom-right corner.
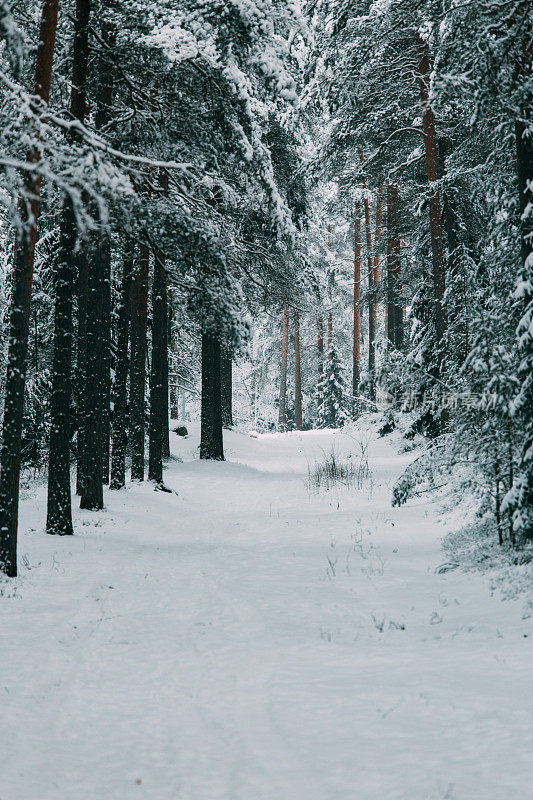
[{"x1": 0, "y1": 0, "x2": 306, "y2": 576}]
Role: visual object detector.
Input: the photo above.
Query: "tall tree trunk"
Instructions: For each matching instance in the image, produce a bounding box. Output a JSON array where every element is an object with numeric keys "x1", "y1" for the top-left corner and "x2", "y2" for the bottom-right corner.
[
  {"x1": 415, "y1": 32, "x2": 446, "y2": 355},
  {"x1": 30, "y1": 311, "x2": 41, "y2": 470},
  {"x1": 371, "y1": 187, "x2": 384, "y2": 347},
  {"x1": 79, "y1": 239, "x2": 109, "y2": 508},
  {"x1": 47, "y1": 0, "x2": 91, "y2": 533},
  {"x1": 75, "y1": 249, "x2": 88, "y2": 495},
  {"x1": 352, "y1": 201, "x2": 362, "y2": 415},
  {"x1": 94, "y1": 22, "x2": 115, "y2": 484},
  {"x1": 317, "y1": 314, "x2": 324, "y2": 420},
  {"x1": 130, "y1": 242, "x2": 149, "y2": 480},
  {"x1": 362, "y1": 186, "x2": 375, "y2": 398},
  {"x1": 200, "y1": 334, "x2": 224, "y2": 460},
  {"x1": 148, "y1": 251, "x2": 166, "y2": 484},
  {"x1": 78, "y1": 19, "x2": 114, "y2": 507},
  {"x1": 168, "y1": 294, "x2": 179, "y2": 420},
  {"x1": 156, "y1": 171, "x2": 170, "y2": 460},
  {"x1": 46, "y1": 198, "x2": 77, "y2": 536},
  {"x1": 0, "y1": 0, "x2": 60, "y2": 575},
  {"x1": 249, "y1": 337, "x2": 257, "y2": 427},
  {"x1": 100, "y1": 240, "x2": 112, "y2": 483},
  {"x1": 386, "y1": 184, "x2": 402, "y2": 349},
  {"x1": 278, "y1": 305, "x2": 289, "y2": 431},
  {"x1": 221, "y1": 347, "x2": 233, "y2": 428},
  {"x1": 327, "y1": 311, "x2": 333, "y2": 375},
  {"x1": 79, "y1": 240, "x2": 104, "y2": 510},
  {"x1": 110, "y1": 248, "x2": 132, "y2": 490},
  {"x1": 294, "y1": 311, "x2": 303, "y2": 431},
  {"x1": 161, "y1": 271, "x2": 170, "y2": 459}
]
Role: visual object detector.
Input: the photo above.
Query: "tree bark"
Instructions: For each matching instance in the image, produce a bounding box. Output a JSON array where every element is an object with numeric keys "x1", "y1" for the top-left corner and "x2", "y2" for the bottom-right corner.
[
  {"x1": 372, "y1": 187, "x2": 384, "y2": 346},
  {"x1": 386, "y1": 184, "x2": 402, "y2": 349},
  {"x1": 221, "y1": 347, "x2": 233, "y2": 428},
  {"x1": 317, "y1": 314, "x2": 324, "y2": 419},
  {"x1": 78, "y1": 19, "x2": 114, "y2": 507},
  {"x1": 294, "y1": 311, "x2": 303, "y2": 430},
  {"x1": 0, "y1": 0, "x2": 60, "y2": 575},
  {"x1": 100, "y1": 239, "x2": 112, "y2": 484},
  {"x1": 327, "y1": 312, "x2": 333, "y2": 376},
  {"x1": 47, "y1": 0, "x2": 91, "y2": 534},
  {"x1": 148, "y1": 251, "x2": 166, "y2": 484},
  {"x1": 79, "y1": 240, "x2": 105, "y2": 509},
  {"x1": 362, "y1": 186, "x2": 376, "y2": 398},
  {"x1": 75, "y1": 249, "x2": 88, "y2": 495},
  {"x1": 46, "y1": 197, "x2": 77, "y2": 536},
  {"x1": 161, "y1": 271, "x2": 170, "y2": 458},
  {"x1": 155, "y1": 170, "x2": 170, "y2": 460},
  {"x1": 168, "y1": 292, "x2": 179, "y2": 419},
  {"x1": 129, "y1": 242, "x2": 149, "y2": 480},
  {"x1": 200, "y1": 334, "x2": 224, "y2": 460},
  {"x1": 352, "y1": 201, "x2": 362, "y2": 415},
  {"x1": 94, "y1": 22, "x2": 115, "y2": 484},
  {"x1": 110, "y1": 248, "x2": 132, "y2": 490},
  {"x1": 278, "y1": 305, "x2": 289, "y2": 431},
  {"x1": 415, "y1": 32, "x2": 446, "y2": 355}
]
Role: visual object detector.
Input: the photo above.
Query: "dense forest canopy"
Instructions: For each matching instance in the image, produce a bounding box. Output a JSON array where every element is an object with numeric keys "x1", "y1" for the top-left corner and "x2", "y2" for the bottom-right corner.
[{"x1": 0, "y1": 0, "x2": 531, "y2": 577}]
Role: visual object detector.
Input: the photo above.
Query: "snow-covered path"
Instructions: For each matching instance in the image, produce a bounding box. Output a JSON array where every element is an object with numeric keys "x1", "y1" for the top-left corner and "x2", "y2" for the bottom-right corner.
[{"x1": 1, "y1": 423, "x2": 532, "y2": 800}]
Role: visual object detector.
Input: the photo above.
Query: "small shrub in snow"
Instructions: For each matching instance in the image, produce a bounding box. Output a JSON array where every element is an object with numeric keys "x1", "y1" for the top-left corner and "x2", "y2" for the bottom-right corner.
[{"x1": 307, "y1": 446, "x2": 370, "y2": 492}]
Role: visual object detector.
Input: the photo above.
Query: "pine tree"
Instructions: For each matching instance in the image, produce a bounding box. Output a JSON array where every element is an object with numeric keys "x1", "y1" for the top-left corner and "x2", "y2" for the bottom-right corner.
[
  {"x1": 110, "y1": 247, "x2": 133, "y2": 490},
  {"x1": 318, "y1": 334, "x2": 348, "y2": 428},
  {"x1": 46, "y1": 0, "x2": 92, "y2": 536}
]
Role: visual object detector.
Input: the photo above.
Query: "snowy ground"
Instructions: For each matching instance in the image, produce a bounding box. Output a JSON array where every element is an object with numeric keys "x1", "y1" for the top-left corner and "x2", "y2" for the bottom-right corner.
[{"x1": 1, "y1": 421, "x2": 532, "y2": 800}]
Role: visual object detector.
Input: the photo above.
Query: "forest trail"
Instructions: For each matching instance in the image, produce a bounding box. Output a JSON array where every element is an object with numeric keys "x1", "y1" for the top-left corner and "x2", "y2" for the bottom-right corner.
[{"x1": 1, "y1": 422, "x2": 531, "y2": 800}]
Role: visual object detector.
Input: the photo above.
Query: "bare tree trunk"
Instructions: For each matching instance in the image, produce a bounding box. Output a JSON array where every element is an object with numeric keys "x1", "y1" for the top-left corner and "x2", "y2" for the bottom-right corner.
[
  {"x1": 352, "y1": 201, "x2": 361, "y2": 416},
  {"x1": 100, "y1": 240, "x2": 112, "y2": 484},
  {"x1": 46, "y1": 196, "x2": 78, "y2": 535},
  {"x1": 95, "y1": 22, "x2": 115, "y2": 485},
  {"x1": 110, "y1": 247, "x2": 132, "y2": 490},
  {"x1": 129, "y1": 242, "x2": 149, "y2": 480},
  {"x1": 76, "y1": 249, "x2": 88, "y2": 495},
  {"x1": 221, "y1": 347, "x2": 233, "y2": 428},
  {"x1": 386, "y1": 184, "x2": 402, "y2": 350},
  {"x1": 327, "y1": 311, "x2": 333, "y2": 376},
  {"x1": 161, "y1": 270, "x2": 170, "y2": 459},
  {"x1": 415, "y1": 32, "x2": 446, "y2": 356},
  {"x1": 156, "y1": 171, "x2": 170, "y2": 460},
  {"x1": 168, "y1": 290, "x2": 179, "y2": 419},
  {"x1": 362, "y1": 186, "x2": 375, "y2": 398},
  {"x1": 200, "y1": 334, "x2": 224, "y2": 460},
  {"x1": 371, "y1": 187, "x2": 384, "y2": 348},
  {"x1": 0, "y1": 0, "x2": 60, "y2": 575},
  {"x1": 148, "y1": 249, "x2": 166, "y2": 484},
  {"x1": 79, "y1": 239, "x2": 105, "y2": 509},
  {"x1": 249, "y1": 337, "x2": 257, "y2": 427},
  {"x1": 317, "y1": 314, "x2": 324, "y2": 421},
  {"x1": 47, "y1": 0, "x2": 91, "y2": 534},
  {"x1": 294, "y1": 311, "x2": 303, "y2": 430},
  {"x1": 78, "y1": 20, "x2": 115, "y2": 508},
  {"x1": 278, "y1": 305, "x2": 289, "y2": 431}
]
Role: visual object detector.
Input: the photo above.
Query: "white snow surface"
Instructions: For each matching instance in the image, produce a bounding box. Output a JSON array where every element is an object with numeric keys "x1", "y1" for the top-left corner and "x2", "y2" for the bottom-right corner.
[{"x1": 1, "y1": 422, "x2": 532, "y2": 800}]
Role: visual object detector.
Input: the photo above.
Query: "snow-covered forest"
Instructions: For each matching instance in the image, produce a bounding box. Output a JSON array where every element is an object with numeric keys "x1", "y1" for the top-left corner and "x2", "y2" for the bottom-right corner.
[{"x1": 0, "y1": 1, "x2": 532, "y2": 798}]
